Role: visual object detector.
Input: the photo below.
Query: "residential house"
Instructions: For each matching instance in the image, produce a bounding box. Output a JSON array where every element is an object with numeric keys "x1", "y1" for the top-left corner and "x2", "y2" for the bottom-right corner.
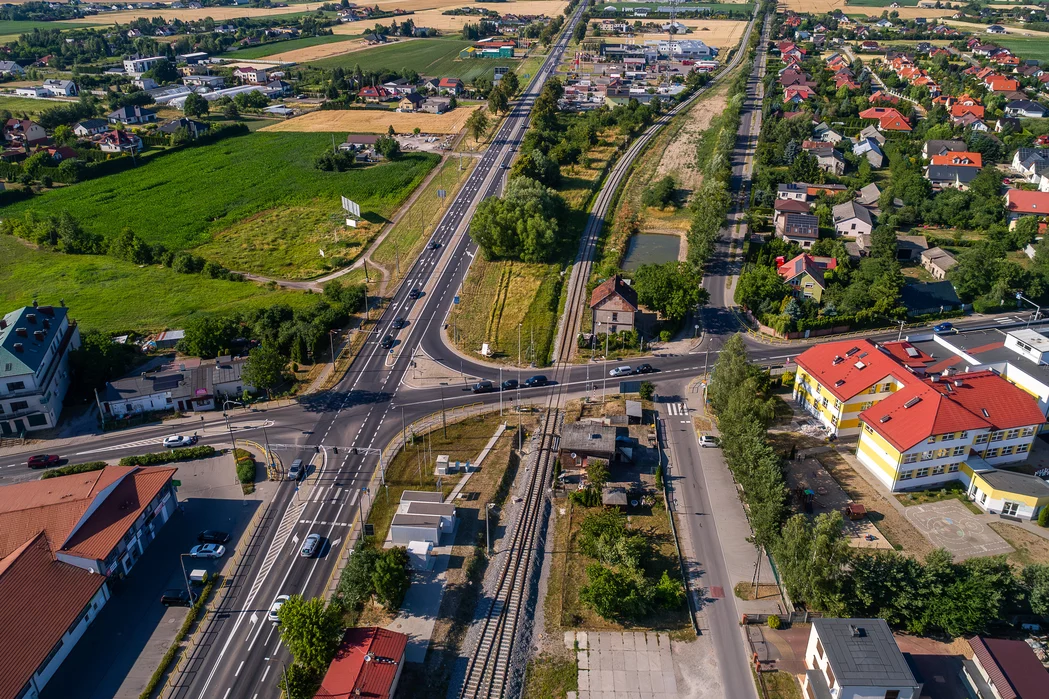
[
  {"x1": 1006, "y1": 188, "x2": 1049, "y2": 228},
  {"x1": 314, "y1": 628, "x2": 408, "y2": 699},
  {"x1": 359, "y1": 85, "x2": 394, "y2": 102},
  {"x1": 776, "y1": 182, "x2": 809, "y2": 202},
  {"x1": 13, "y1": 86, "x2": 48, "y2": 98},
  {"x1": 813, "y1": 121, "x2": 844, "y2": 144},
  {"x1": 859, "y1": 106, "x2": 912, "y2": 131},
  {"x1": 930, "y1": 151, "x2": 982, "y2": 168},
  {"x1": 856, "y1": 182, "x2": 881, "y2": 210},
  {"x1": 900, "y1": 279, "x2": 962, "y2": 316},
  {"x1": 265, "y1": 80, "x2": 292, "y2": 97},
  {"x1": 233, "y1": 66, "x2": 268, "y2": 84},
  {"x1": 996, "y1": 116, "x2": 1022, "y2": 133},
  {"x1": 815, "y1": 149, "x2": 846, "y2": 176},
  {"x1": 950, "y1": 102, "x2": 985, "y2": 120},
  {"x1": 802, "y1": 619, "x2": 921, "y2": 699},
  {"x1": 783, "y1": 85, "x2": 816, "y2": 104},
  {"x1": 921, "y1": 247, "x2": 957, "y2": 280},
  {"x1": 832, "y1": 200, "x2": 874, "y2": 236},
  {"x1": 853, "y1": 137, "x2": 884, "y2": 168},
  {"x1": 107, "y1": 105, "x2": 156, "y2": 125},
  {"x1": 855, "y1": 124, "x2": 886, "y2": 146},
  {"x1": 398, "y1": 93, "x2": 425, "y2": 112},
  {"x1": 0, "y1": 60, "x2": 25, "y2": 76},
  {"x1": 773, "y1": 198, "x2": 812, "y2": 232},
  {"x1": 122, "y1": 54, "x2": 164, "y2": 74},
  {"x1": 869, "y1": 90, "x2": 900, "y2": 106},
  {"x1": 560, "y1": 423, "x2": 619, "y2": 462},
  {"x1": 923, "y1": 139, "x2": 966, "y2": 159},
  {"x1": 421, "y1": 96, "x2": 452, "y2": 114},
  {"x1": 777, "y1": 212, "x2": 820, "y2": 248},
  {"x1": 1006, "y1": 99, "x2": 1048, "y2": 118},
  {"x1": 437, "y1": 77, "x2": 464, "y2": 95},
  {"x1": 382, "y1": 78, "x2": 418, "y2": 96},
  {"x1": 98, "y1": 130, "x2": 142, "y2": 154},
  {"x1": 987, "y1": 24, "x2": 1007, "y2": 34},
  {"x1": 132, "y1": 77, "x2": 159, "y2": 91},
  {"x1": 986, "y1": 74, "x2": 1020, "y2": 92},
  {"x1": 98, "y1": 355, "x2": 252, "y2": 418},
  {"x1": 159, "y1": 117, "x2": 208, "y2": 138},
  {"x1": 926, "y1": 164, "x2": 981, "y2": 190},
  {"x1": 73, "y1": 119, "x2": 108, "y2": 137},
  {"x1": 42, "y1": 79, "x2": 77, "y2": 97},
  {"x1": 4, "y1": 119, "x2": 48, "y2": 147},
  {"x1": 964, "y1": 636, "x2": 1048, "y2": 697},
  {"x1": 0, "y1": 304, "x2": 79, "y2": 436},
  {"x1": 589, "y1": 275, "x2": 638, "y2": 334},
  {"x1": 953, "y1": 112, "x2": 989, "y2": 131},
  {"x1": 182, "y1": 74, "x2": 225, "y2": 88},
  {"x1": 1014, "y1": 148, "x2": 1049, "y2": 182},
  {"x1": 895, "y1": 234, "x2": 928, "y2": 261},
  {"x1": 777, "y1": 253, "x2": 837, "y2": 302}
]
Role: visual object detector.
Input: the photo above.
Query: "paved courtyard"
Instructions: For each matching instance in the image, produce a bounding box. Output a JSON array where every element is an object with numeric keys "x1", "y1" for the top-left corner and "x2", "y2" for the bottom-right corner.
[{"x1": 903, "y1": 500, "x2": 1013, "y2": 561}]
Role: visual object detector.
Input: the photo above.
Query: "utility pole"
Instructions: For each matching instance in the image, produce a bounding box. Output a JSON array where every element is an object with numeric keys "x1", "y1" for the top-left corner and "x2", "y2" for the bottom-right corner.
[
  {"x1": 358, "y1": 487, "x2": 368, "y2": 539},
  {"x1": 441, "y1": 389, "x2": 447, "y2": 438},
  {"x1": 328, "y1": 329, "x2": 339, "y2": 369}
]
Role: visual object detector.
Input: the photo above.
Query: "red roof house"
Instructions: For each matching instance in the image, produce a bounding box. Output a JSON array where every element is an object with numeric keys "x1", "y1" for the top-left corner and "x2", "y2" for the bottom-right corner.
[
  {"x1": 986, "y1": 75, "x2": 1020, "y2": 92},
  {"x1": 1006, "y1": 189, "x2": 1049, "y2": 226},
  {"x1": 929, "y1": 152, "x2": 982, "y2": 168},
  {"x1": 969, "y1": 636, "x2": 1047, "y2": 699},
  {"x1": 859, "y1": 107, "x2": 911, "y2": 131},
  {"x1": 315, "y1": 627, "x2": 409, "y2": 699}
]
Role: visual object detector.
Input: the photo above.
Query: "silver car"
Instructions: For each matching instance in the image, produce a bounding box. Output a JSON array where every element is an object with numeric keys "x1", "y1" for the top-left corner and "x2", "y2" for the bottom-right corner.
[
  {"x1": 300, "y1": 533, "x2": 322, "y2": 558},
  {"x1": 699, "y1": 435, "x2": 720, "y2": 448},
  {"x1": 609, "y1": 366, "x2": 633, "y2": 377}
]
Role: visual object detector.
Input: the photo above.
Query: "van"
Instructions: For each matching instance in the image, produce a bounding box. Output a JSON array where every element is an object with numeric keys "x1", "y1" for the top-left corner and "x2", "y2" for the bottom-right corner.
[
  {"x1": 472, "y1": 380, "x2": 495, "y2": 394},
  {"x1": 287, "y1": 459, "x2": 304, "y2": 481}
]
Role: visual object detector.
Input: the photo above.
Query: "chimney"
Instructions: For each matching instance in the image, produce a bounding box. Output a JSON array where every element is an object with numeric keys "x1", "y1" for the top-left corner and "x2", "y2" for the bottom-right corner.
[
  {"x1": 42, "y1": 319, "x2": 50, "y2": 329},
  {"x1": 33, "y1": 330, "x2": 44, "y2": 341},
  {"x1": 13, "y1": 343, "x2": 23, "y2": 352},
  {"x1": 15, "y1": 327, "x2": 27, "y2": 337},
  {"x1": 0, "y1": 319, "x2": 6, "y2": 329},
  {"x1": 26, "y1": 313, "x2": 36, "y2": 324},
  {"x1": 32, "y1": 299, "x2": 37, "y2": 308},
  {"x1": 39, "y1": 305, "x2": 53, "y2": 316},
  {"x1": 954, "y1": 379, "x2": 963, "y2": 387}
]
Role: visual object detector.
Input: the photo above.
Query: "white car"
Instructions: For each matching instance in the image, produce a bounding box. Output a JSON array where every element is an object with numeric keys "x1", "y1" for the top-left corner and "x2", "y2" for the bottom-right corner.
[
  {"x1": 699, "y1": 435, "x2": 720, "y2": 448},
  {"x1": 609, "y1": 366, "x2": 633, "y2": 377},
  {"x1": 268, "y1": 594, "x2": 291, "y2": 623},
  {"x1": 188, "y1": 544, "x2": 225, "y2": 559},
  {"x1": 163, "y1": 434, "x2": 198, "y2": 448}
]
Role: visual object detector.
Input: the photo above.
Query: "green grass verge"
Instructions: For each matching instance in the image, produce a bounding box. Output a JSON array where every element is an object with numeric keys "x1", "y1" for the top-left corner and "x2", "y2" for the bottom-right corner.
[
  {"x1": 522, "y1": 653, "x2": 579, "y2": 699},
  {"x1": 2, "y1": 132, "x2": 439, "y2": 279},
  {"x1": 218, "y1": 32, "x2": 359, "y2": 59},
  {"x1": 756, "y1": 670, "x2": 803, "y2": 699},
  {"x1": 0, "y1": 19, "x2": 95, "y2": 35},
  {"x1": 0, "y1": 236, "x2": 315, "y2": 334},
  {"x1": 308, "y1": 38, "x2": 519, "y2": 82}
]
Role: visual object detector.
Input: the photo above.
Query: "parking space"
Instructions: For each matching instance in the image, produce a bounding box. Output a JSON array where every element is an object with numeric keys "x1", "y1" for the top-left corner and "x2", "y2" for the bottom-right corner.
[
  {"x1": 903, "y1": 500, "x2": 1014, "y2": 561},
  {"x1": 40, "y1": 456, "x2": 272, "y2": 699}
]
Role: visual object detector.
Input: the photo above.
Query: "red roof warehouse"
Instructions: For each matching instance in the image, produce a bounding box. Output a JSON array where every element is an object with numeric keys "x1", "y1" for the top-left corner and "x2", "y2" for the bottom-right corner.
[{"x1": 315, "y1": 627, "x2": 409, "y2": 699}]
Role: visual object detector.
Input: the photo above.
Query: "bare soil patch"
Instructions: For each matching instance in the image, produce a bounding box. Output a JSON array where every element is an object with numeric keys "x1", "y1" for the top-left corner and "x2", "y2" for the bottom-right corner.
[
  {"x1": 259, "y1": 105, "x2": 479, "y2": 134},
  {"x1": 638, "y1": 20, "x2": 748, "y2": 48},
  {"x1": 989, "y1": 522, "x2": 1049, "y2": 567}
]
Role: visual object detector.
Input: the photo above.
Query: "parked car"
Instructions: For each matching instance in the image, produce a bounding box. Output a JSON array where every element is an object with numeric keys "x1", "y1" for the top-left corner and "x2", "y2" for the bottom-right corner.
[
  {"x1": 160, "y1": 588, "x2": 192, "y2": 607},
  {"x1": 197, "y1": 530, "x2": 230, "y2": 544},
  {"x1": 472, "y1": 380, "x2": 495, "y2": 394},
  {"x1": 523, "y1": 375, "x2": 548, "y2": 388},
  {"x1": 391, "y1": 317, "x2": 406, "y2": 330},
  {"x1": 268, "y1": 594, "x2": 290, "y2": 623},
  {"x1": 609, "y1": 366, "x2": 633, "y2": 377},
  {"x1": 287, "y1": 459, "x2": 303, "y2": 482},
  {"x1": 634, "y1": 363, "x2": 655, "y2": 375},
  {"x1": 27, "y1": 454, "x2": 60, "y2": 469},
  {"x1": 163, "y1": 434, "x2": 198, "y2": 448},
  {"x1": 699, "y1": 435, "x2": 720, "y2": 448},
  {"x1": 501, "y1": 379, "x2": 519, "y2": 391},
  {"x1": 188, "y1": 543, "x2": 225, "y2": 559},
  {"x1": 380, "y1": 335, "x2": 395, "y2": 349},
  {"x1": 408, "y1": 288, "x2": 422, "y2": 300},
  {"x1": 300, "y1": 533, "x2": 322, "y2": 558},
  {"x1": 933, "y1": 322, "x2": 954, "y2": 333}
]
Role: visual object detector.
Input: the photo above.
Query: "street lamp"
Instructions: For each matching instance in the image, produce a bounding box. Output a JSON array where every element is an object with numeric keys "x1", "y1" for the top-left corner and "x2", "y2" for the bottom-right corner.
[
  {"x1": 358, "y1": 486, "x2": 369, "y2": 540},
  {"x1": 1016, "y1": 292, "x2": 1042, "y2": 328},
  {"x1": 222, "y1": 399, "x2": 242, "y2": 482},
  {"x1": 328, "y1": 329, "x2": 340, "y2": 369},
  {"x1": 179, "y1": 553, "x2": 196, "y2": 605}
]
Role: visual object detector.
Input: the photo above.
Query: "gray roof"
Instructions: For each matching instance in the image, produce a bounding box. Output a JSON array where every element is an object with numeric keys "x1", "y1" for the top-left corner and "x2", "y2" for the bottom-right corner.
[
  {"x1": 1015, "y1": 147, "x2": 1049, "y2": 170},
  {"x1": 832, "y1": 200, "x2": 874, "y2": 226},
  {"x1": 401, "y1": 490, "x2": 443, "y2": 504},
  {"x1": 1008, "y1": 99, "x2": 1046, "y2": 114},
  {"x1": 405, "y1": 501, "x2": 456, "y2": 517},
  {"x1": 900, "y1": 280, "x2": 962, "y2": 313},
  {"x1": 101, "y1": 356, "x2": 248, "y2": 403},
  {"x1": 922, "y1": 246, "x2": 957, "y2": 272},
  {"x1": 812, "y1": 618, "x2": 919, "y2": 687},
  {"x1": 978, "y1": 468, "x2": 1049, "y2": 498},
  {"x1": 926, "y1": 164, "x2": 980, "y2": 184},
  {"x1": 391, "y1": 513, "x2": 441, "y2": 528},
  {"x1": 856, "y1": 183, "x2": 881, "y2": 206},
  {"x1": 925, "y1": 139, "x2": 966, "y2": 156},
  {"x1": 0, "y1": 306, "x2": 69, "y2": 378},
  {"x1": 560, "y1": 422, "x2": 618, "y2": 456},
  {"x1": 783, "y1": 212, "x2": 819, "y2": 238}
]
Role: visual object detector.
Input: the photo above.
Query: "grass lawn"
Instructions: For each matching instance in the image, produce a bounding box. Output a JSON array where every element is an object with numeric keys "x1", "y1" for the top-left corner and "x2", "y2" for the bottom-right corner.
[
  {"x1": 895, "y1": 481, "x2": 984, "y2": 514},
  {"x1": 218, "y1": 32, "x2": 357, "y2": 59},
  {"x1": 0, "y1": 20, "x2": 94, "y2": 38},
  {"x1": 0, "y1": 95, "x2": 63, "y2": 117},
  {"x1": 308, "y1": 38, "x2": 519, "y2": 82},
  {"x1": 757, "y1": 670, "x2": 803, "y2": 699},
  {"x1": 2, "y1": 132, "x2": 439, "y2": 279},
  {"x1": 0, "y1": 236, "x2": 313, "y2": 334},
  {"x1": 523, "y1": 653, "x2": 578, "y2": 699},
  {"x1": 994, "y1": 36, "x2": 1049, "y2": 64}
]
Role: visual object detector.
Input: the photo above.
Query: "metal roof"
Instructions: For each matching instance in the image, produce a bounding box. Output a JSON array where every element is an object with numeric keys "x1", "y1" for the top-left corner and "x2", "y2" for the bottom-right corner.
[{"x1": 812, "y1": 618, "x2": 918, "y2": 687}]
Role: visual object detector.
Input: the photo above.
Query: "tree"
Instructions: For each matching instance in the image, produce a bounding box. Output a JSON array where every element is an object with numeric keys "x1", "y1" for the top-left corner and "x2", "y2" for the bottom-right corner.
[
  {"x1": 500, "y1": 69, "x2": 519, "y2": 97},
  {"x1": 222, "y1": 101, "x2": 240, "y2": 120},
  {"x1": 470, "y1": 176, "x2": 566, "y2": 263},
  {"x1": 508, "y1": 148, "x2": 560, "y2": 187},
  {"x1": 280, "y1": 663, "x2": 320, "y2": 699},
  {"x1": 639, "y1": 381, "x2": 654, "y2": 401},
  {"x1": 277, "y1": 596, "x2": 344, "y2": 672},
  {"x1": 372, "y1": 547, "x2": 411, "y2": 609},
  {"x1": 734, "y1": 264, "x2": 790, "y2": 312},
  {"x1": 789, "y1": 150, "x2": 820, "y2": 183},
  {"x1": 375, "y1": 134, "x2": 400, "y2": 160},
  {"x1": 466, "y1": 107, "x2": 490, "y2": 141},
  {"x1": 488, "y1": 85, "x2": 509, "y2": 114},
  {"x1": 641, "y1": 175, "x2": 676, "y2": 209},
  {"x1": 1039, "y1": 505, "x2": 1049, "y2": 528},
  {"x1": 773, "y1": 512, "x2": 851, "y2": 615},
  {"x1": 336, "y1": 541, "x2": 380, "y2": 609},
  {"x1": 234, "y1": 90, "x2": 269, "y2": 110},
  {"x1": 69, "y1": 329, "x2": 139, "y2": 396},
  {"x1": 52, "y1": 124, "x2": 73, "y2": 145},
  {"x1": 632, "y1": 262, "x2": 708, "y2": 322},
  {"x1": 183, "y1": 92, "x2": 209, "y2": 118},
  {"x1": 142, "y1": 58, "x2": 178, "y2": 84},
  {"x1": 242, "y1": 344, "x2": 286, "y2": 397},
  {"x1": 586, "y1": 458, "x2": 609, "y2": 490},
  {"x1": 579, "y1": 564, "x2": 649, "y2": 620},
  {"x1": 573, "y1": 20, "x2": 586, "y2": 42},
  {"x1": 178, "y1": 314, "x2": 242, "y2": 358},
  {"x1": 1023, "y1": 564, "x2": 1049, "y2": 617}
]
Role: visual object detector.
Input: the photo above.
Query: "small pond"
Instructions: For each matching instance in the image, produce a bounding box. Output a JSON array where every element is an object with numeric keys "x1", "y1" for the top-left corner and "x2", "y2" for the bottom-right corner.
[{"x1": 620, "y1": 233, "x2": 681, "y2": 271}]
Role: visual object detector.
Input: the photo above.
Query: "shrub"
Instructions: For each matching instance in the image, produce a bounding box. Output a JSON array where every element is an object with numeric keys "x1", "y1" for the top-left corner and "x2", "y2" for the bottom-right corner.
[
  {"x1": 118, "y1": 445, "x2": 217, "y2": 466},
  {"x1": 659, "y1": 330, "x2": 671, "y2": 342},
  {"x1": 653, "y1": 570, "x2": 684, "y2": 609},
  {"x1": 767, "y1": 614, "x2": 782, "y2": 630},
  {"x1": 41, "y1": 460, "x2": 108, "y2": 479},
  {"x1": 236, "y1": 457, "x2": 255, "y2": 485},
  {"x1": 639, "y1": 381, "x2": 655, "y2": 401},
  {"x1": 1039, "y1": 506, "x2": 1049, "y2": 528},
  {"x1": 570, "y1": 487, "x2": 601, "y2": 507}
]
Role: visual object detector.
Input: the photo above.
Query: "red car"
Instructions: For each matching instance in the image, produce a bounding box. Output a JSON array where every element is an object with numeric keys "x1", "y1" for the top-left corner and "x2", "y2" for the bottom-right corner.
[{"x1": 27, "y1": 454, "x2": 60, "y2": 469}]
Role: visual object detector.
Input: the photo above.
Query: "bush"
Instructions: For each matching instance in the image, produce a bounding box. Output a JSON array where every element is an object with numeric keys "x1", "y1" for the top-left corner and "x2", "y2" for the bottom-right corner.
[
  {"x1": 40, "y1": 460, "x2": 108, "y2": 479},
  {"x1": 659, "y1": 330, "x2": 671, "y2": 342},
  {"x1": 236, "y1": 456, "x2": 256, "y2": 485},
  {"x1": 570, "y1": 487, "x2": 601, "y2": 507},
  {"x1": 639, "y1": 381, "x2": 655, "y2": 401},
  {"x1": 767, "y1": 614, "x2": 782, "y2": 630},
  {"x1": 118, "y1": 445, "x2": 217, "y2": 466},
  {"x1": 1039, "y1": 506, "x2": 1049, "y2": 528}
]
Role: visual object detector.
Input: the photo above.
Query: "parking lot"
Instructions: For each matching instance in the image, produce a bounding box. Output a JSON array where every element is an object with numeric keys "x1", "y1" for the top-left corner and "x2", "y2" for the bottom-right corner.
[{"x1": 40, "y1": 455, "x2": 275, "y2": 699}]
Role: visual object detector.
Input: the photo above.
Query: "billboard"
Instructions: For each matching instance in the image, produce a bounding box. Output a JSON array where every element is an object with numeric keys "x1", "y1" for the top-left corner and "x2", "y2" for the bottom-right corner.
[{"x1": 341, "y1": 196, "x2": 361, "y2": 218}]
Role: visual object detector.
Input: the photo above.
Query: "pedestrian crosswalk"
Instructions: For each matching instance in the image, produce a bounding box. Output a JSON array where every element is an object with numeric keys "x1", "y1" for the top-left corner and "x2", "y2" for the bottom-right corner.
[{"x1": 664, "y1": 402, "x2": 688, "y2": 416}]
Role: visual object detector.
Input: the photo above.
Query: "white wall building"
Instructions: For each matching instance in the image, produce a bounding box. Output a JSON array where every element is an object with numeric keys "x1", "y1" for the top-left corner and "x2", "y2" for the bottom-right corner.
[{"x1": 803, "y1": 618, "x2": 921, "y2": 699}]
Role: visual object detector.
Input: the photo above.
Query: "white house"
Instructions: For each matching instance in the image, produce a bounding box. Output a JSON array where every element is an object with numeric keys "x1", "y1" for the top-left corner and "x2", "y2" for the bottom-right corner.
[
  {"x1": 98, "y1": 356, "x2": 251, "y2": 419},
  {"x1": 42, "y1": 79, "x2": 78, "y2": 97},
  {"x1": 832, "y1": 200, "x2": 874, "y2": 236},
  {"x1": 803, "y1": 619, "x2": 921, "y2": 699},
  {"x1": 73, "y1": 119, "x2": 109, "y2": 137},
  {"x1": 389, "y1": 490, "x2": 456, "y2": 545},
  {"x1": 122, "y1": 54, "x2": 165, "y2": 74},
  {"x1": 13, "y1": 86, "x2": 49, "y2": 98}
]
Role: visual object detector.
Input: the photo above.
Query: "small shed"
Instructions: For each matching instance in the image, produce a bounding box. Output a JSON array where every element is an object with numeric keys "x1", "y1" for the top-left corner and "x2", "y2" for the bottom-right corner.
[
  {"x1": 844, "y1": 503, "x2": 867, "y2": 521},
  {"x1": 406, "y1": 540, "x2": 433, "y2": 570},
  {"x1": 601, "y1": 486, "x2": 629, "y2": 509},
  {"x1": 390, "y1": 491, "x2": 455, "y2": 544},
  {"x1": 625, "y1": 400, "x2": 643, "y2": 424},
  {"x1": 559, "y1": 422, "x2": 618, "y2": 461}
]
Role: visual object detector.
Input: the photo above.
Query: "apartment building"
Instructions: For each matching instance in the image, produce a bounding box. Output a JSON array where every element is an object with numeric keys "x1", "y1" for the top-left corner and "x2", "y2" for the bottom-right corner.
[{"x1": 802, "y1": 618, "x2": 921, "y2": 699}]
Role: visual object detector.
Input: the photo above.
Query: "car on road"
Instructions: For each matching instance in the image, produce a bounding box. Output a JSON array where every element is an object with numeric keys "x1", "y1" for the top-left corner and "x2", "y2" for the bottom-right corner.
[
  {"x1": 197, "y1": 530, "x2": 230, "y2": 544},
  {"x1": 27, "y1": 454, "x2": 60, "y2": 469},
  {"x1": 501, "y1": 379, "x2": 519, "y2": 391},
  {"x1": 427, "y1": 241, "x2": 441, "y2": 251},
  {"x1": 188, "y1": 543, "x2": 225, "y2": 559},
  {"x1": 163, "y1": 435, "x2": 198, "y2": 448},
  {"x1": 268, "y1": 594, "x2": 290, "y2": 623},
  {"x1": 391, "y1": 317, "x2": 406, "y2": 330},
  {"x1": 609, "y1": 366, "x2": 633, "y2": 377},
  {"x1": 634, "y1": 364, "x2": 655, "y2": 375},
  {"x1": 301, "y1": 533, "x2": 323, "y2": 558},
  {"x1": 287, "y1": 459, "x2": 304, "y2": 482},
  {"x1": 408, "y1": 288, "x2": 422, "y2": 300},
  {"x1": 160, "y1": 589, "x2": 192, "y2": 607},
  {"x1": 933, "y1": 322, "x2": 954, "y2": 333},
  {"x1": 699, "y1": 435, "x2": 720, "y2": 448},
  {"x1": 380, "y1": 335, "x2": 395, "y2": 349},
  {"x1": 472, "y1": 380, "x2": 495, "y2": 394},
  {"x1": 523, "y1": 375, "x2": 548, "y2": 388}
]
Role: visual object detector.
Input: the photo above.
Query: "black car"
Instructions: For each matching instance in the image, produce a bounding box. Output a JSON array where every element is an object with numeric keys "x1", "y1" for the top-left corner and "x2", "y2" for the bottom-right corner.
[
  {"x1": 634, "y1": 363, "x2": 655, "y2": 375},
  {"x1": 427, "y1": 241, "x2": 441, "y2": 251},
  {"x1": 392, "y1": 318, "x2": 406, "y2": 330},
  {"x1": 408, "y1": 288, "x2": 422, "y2": 300},
  {"x1": 501, "y1": 379, "x2": 519, "y2": 391},
  {"x1": 472, "y1": 380, "x2": 495, "y2": 394},
  {"x1": 161, "y1": 588, "x2": 192, "y2": 606},
  {"x1": 380, "y1": 335, "x2": 394, "y2": 349},
  {"x1": 197, "y1": 530, "x2": 230, "y2": 544},
  {"x1": 523, "y1": 375, "x2": 548, "y2": 388}
]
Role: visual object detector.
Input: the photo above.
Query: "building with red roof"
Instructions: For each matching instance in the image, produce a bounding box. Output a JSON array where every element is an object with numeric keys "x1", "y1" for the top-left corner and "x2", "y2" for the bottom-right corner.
[
  {"x1": 929, "y1": 151, "x2": 982, "y2": 168},
  {"x1": 858, "y1": 107, "x2": 912, "y2": 132},
  {"x1": 776, "y1": 254, "x2": 837, "y2": 302},
  {"x1": 1005, "y1": 188, "x2": 1049, "y2": 228},
  {"x1": 315, "y1": 627, "x2": 408, "y2": 699},
  {"x1": 966, "y1": 635, "x2": 1049, "y2": 698}
]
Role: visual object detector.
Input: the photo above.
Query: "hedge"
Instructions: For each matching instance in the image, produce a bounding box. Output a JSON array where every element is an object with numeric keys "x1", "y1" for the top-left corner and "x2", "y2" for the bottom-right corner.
[
  {"x1": 40, "y1": 460, "x2": 109, "y2": 479},
  {"x1": 138, "y1": 575, "x2": 219, "y2": 699},
  {"x1": 234, "y1": 448, "x2": 255, "y2": 485},
  {"x1": 118, "y1": 445, "x2": 217, "y2": 466}
]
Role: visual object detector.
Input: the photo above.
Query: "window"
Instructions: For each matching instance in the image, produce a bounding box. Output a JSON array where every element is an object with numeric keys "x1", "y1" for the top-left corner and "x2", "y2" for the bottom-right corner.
[
  {"x1": 1017, "y1": 443, "x2": 1030, "y2": 454},
  {"x1": 864, "y1": 424, "x2": 874, "y2": 434},
  {"x1": 927, "y1": 436, "x2": 937, "y2": 444},
  {"x1": 1006, "y1": 429, "x2": 1020, "y2": 440},
  {"x1": 986, "y1": 448, "x2": 1000, "y2": 458},
  {"x1": 921, "y1": 451, "x2": 934, "y2": 461},
  {"x1": 1022, "y1": 426, "x2": 1036, "y2": 437},
  {"x1": 834, "y1": 399, "x2": 841, "y2": 410},
  {"x1": 1001, "y1": 445, "x2": 1014, "y2": 456},
  {"x1": 1003, "y1": 501, "x2": 1020, "y2": 517},
  {"x1": 816, "y1": 639, "x2": 824, "y2": 659},
  {"x1": 882, "y1": 382, "x2": 893, "y2": 392},
  {"x1": 825, "y1": 665, "x2": 835, "y2": 688},
  {"x1": 861, "y1": 401, "x2": 874, "y2": 410},
  {"x1": 948, "y1": 463, "x2": 961, "y2": 473},
  {"x1": 611, "y1": 312, "x2": 619, "y2": 322},
  {"x1": 5, "y1": 381, "x2": 25, "y2": 391},
  {"x1": 822, "y1": 397, "x2": 829, "y2": 408},
  {"x1": 9, "y1": 401, "x2": 27, "y2": 412},
  {"x1": 932, "y1": 465, "x2": 945, "y2": 475},
  {"x1": 974, "y1": 434, "x2": 989, "y2": 445},
  {"x1": 868, "y1": 386, "x2": 878, "y2": 395},
  {"x1": 990, "y1": 431, "x2": 1004, "y2": 442},
  {"x1": 953, "y1": 445, "x2": 966, "y2": 456},
  {"x1": 916, "y1": 468, "x2": 930, "y2": 478},
  {"x1": 960, "y1": 431, "x2": 968, "y2": 439},
  {"x1": 935, "y1": 448, "x2": 949, "y2": 459},
  {"x1": 885, "y1": 691, "x2": 900, "y2": 699},
  {"x1": 979, "y1": 491, "x2": 987, "y2": 504},
  {"x1": 899, "y1": 470, "x2": 913, "y2": 481},
  {"x1": 903, "y1": 453, "x2": 918, "y2": 464}
]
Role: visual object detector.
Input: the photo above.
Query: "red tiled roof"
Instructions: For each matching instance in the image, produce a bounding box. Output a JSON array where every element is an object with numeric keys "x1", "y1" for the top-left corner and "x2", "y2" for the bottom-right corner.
[
  {"x1": 930, "y1": 152, "x2": 982, "y2": 167},
  {"x1": 315, "y1": 627, "x2": 408, "y2": 699},
  {"x1": 878, "y1": 341, "x2": 935, "y2": 370},
  {"x1": 859, "y1": 370, "x2": 1045, "y2": 452},
  {"x1": 969, "y1": 636, "x2": 1047, "y2": 699},
  {"x1": 1006, "y1": 189, "x2": 1049, "y2": 215},
  {"x1": 589, "y1": 274, "x2": 638, "y2": 311},
  {"x1": 794, "y1": 339, "x2": 916, "y2": 402},
  {"x1": 774, "y1": 199, "x2": 811, "y2": 213},
  {"x1": 777, "y1": 253, "x2": 836, "y2": 287},
  {"x1": 0, "y1": 532, "x2": 107, "y2": 699}
]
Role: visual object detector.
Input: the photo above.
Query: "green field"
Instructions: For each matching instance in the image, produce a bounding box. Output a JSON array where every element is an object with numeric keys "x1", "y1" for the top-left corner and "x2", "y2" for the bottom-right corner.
[
  {"x1": 0, "y1": 95, "x2": 59, "y2": 117},
  {"x1": 2, "y1": 132, "x2": 439, "y2": 279},
  {"x1": 0, "y1": 19, "x2": 95, "y2": 38},
  {"x1": 218, "y1": 33, "x2": 359, "y2": 59},
  {"x1": 993, "y1": 36, "x2": 1049, "y2": 64},
  {"x1": 309, "y1": 38, "x2": 519, "y2": 81},
  {"x1": 0, "y1": 236, "x2": 315, "y2": 334}
]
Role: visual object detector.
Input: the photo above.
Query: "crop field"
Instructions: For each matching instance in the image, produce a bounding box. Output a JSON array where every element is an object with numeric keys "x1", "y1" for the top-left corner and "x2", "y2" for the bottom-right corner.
[
  {"x1": 2, "y1": 132, "x2": 439, "y2": 279},
  {"x1": 994, "y1": 36, "x2": 1049, "y2": 62},
  {"x1": 260, "y1": 105, "x2": 480, "y2": 134},
  {"x1": 0, "y1": 20, "x2": 94, "y2": 41},
  {"x1": 0, "y1": 95, "x2": 60, "y2": 117},
  {"x1": 777, "y1": 0, "x2": 957, "y2": 16},
  {"x1": 945, "y1": 20, "x2": 1049, "y2": 37},
  {"x1": 218, "y1": 33, "x2": 359, "y2": 60},
  {"x1": 605, "y1": 2, "x2": 754, "y2": 12},
  {"x1": 308, "y1": 38, "x2": 518, "y2": 81},
  {"x1": 68, "y1": 5, "x2": 317, "y2": 24},
  {"x1": 637, "y1": 20, "x2": 749, "y2": 48},
  {"x1": 0, "y1": 236, "x2": 314, "y2": 334}
]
